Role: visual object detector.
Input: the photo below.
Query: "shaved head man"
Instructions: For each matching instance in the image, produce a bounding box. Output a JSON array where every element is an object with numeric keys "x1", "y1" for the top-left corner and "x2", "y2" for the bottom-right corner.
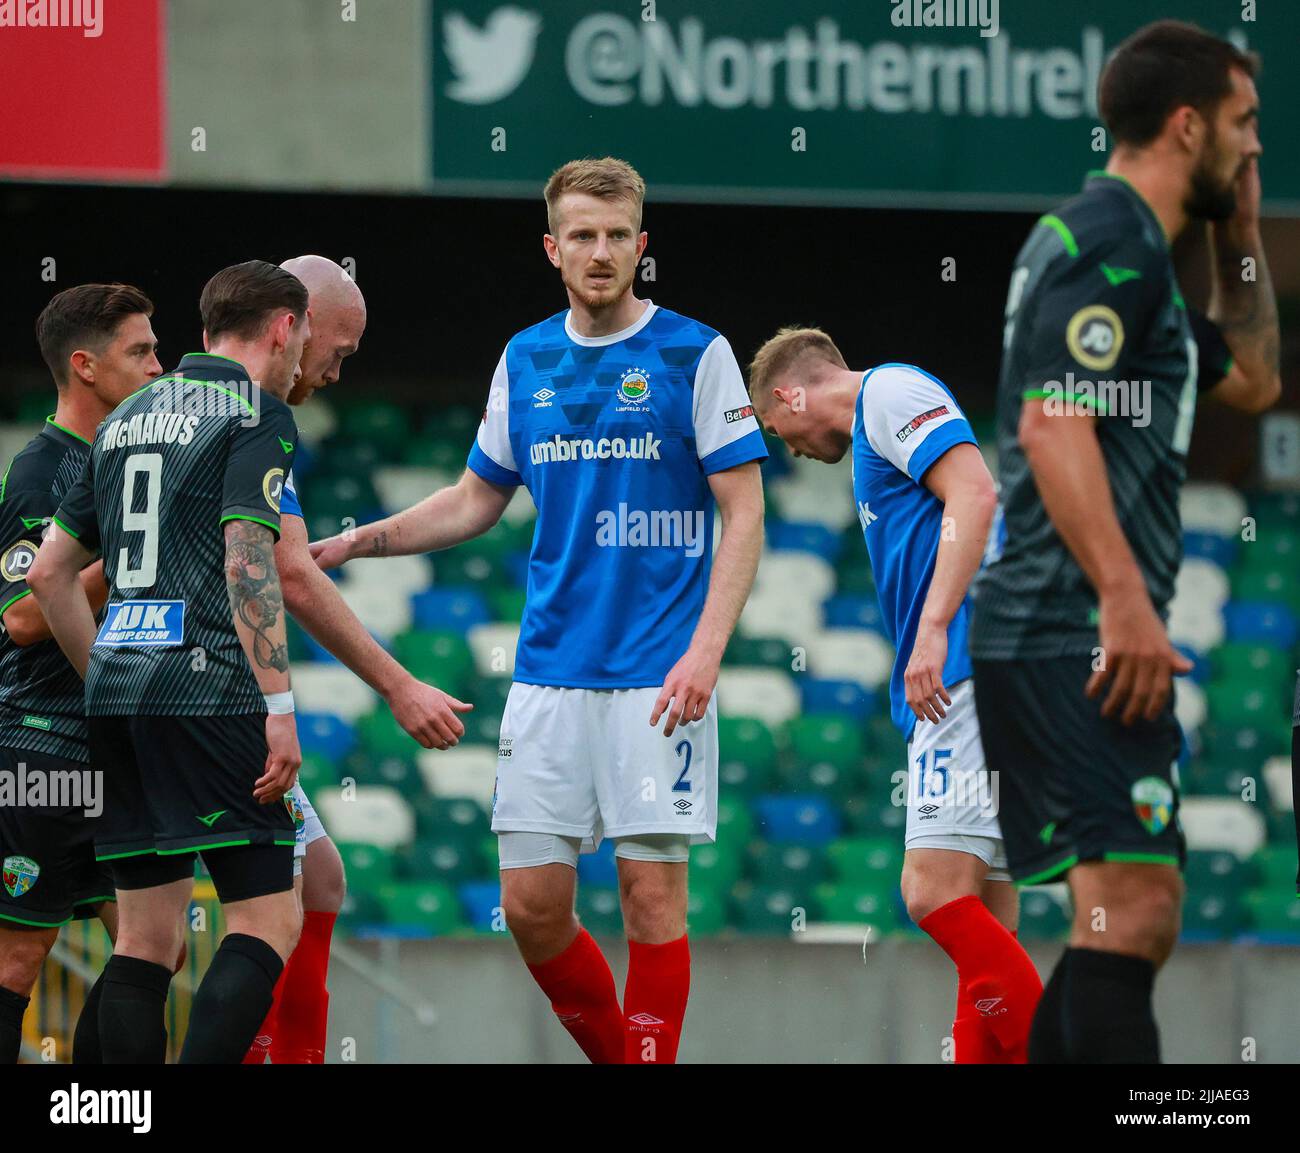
[{"x1": 280, "y1": 255, "x2": 366, "y2": 405}]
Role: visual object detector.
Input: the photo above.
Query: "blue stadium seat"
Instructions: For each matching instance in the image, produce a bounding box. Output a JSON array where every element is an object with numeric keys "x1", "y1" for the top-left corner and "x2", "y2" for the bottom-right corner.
[
  {"x1": 766, "y1": 520, "x2": 842, "y2": 563},
  {"x1": 296, "y1": 712, "x2": 357, "y2": 763},
  {"x1": 457, "y1": 880, "x2": 502, "y2": 931},
  {"x1": 800, "y1": 678, "x2": 877, "y2": 721},
  {"x1": 1182, "y1": 530, "x2": 1238, "y2": 570},
  {"x1": 821, "y1": 595, "x2": 885, "y2": 632},
  {"x1": 753, "y1": 795, "x2": 841, "y2": 845},
  {"x1": 576, "y1": 840, "x2": 620, "y2": 889},
  {"x1": 1222, "y1": 602, "x2": 1298, "y2": 649},
  {"x1": 1175, "y1": 644, "x2": 1212, "y2": 684},
  {"x1": 410, "y1": 587, "x2": 493, "y2": 633}
]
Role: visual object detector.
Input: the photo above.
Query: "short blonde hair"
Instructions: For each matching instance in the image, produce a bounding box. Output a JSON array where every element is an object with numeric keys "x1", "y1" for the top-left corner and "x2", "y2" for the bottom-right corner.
[
  {"x1": 544, "y1": 157, "x2": 646, "y2": 234},
  {"x1": 748, "y1": 326, "x2": 847, "y2": 409}
]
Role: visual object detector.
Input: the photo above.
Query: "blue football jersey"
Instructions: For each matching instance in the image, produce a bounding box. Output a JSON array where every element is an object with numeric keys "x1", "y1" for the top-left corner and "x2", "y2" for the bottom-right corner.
[
  {"x1": 281, "y1": 468, "x2": 302, "y2": 518},
  {"x1": 851, "y1": 363, "x2": 979, "y2": 741},
  {"x1": 467, "y1": 300, "x2": 767, "y2": 688}
]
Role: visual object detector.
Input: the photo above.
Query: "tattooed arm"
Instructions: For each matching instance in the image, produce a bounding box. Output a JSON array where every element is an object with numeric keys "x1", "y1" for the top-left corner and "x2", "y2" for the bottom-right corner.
[
  {"x1": 310, "y1": 468, "x2": 514, "y2": 569},
  {"x1": 1205, "y1": 157, "x2": 1282, "y2": 414},
  {"x1": 224, "y1": 518, "x2": 291, "y2": 691}
]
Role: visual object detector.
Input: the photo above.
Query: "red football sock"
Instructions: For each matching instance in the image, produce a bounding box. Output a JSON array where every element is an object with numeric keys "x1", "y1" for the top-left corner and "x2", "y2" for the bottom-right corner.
[
  {"x1": 919, "y1": 897, "x2": 1042, "y2": 1065},
  {"x1": 526, "y1": 928, "x2": 625, "y2": 1064},
  {"x1": 269, "y1": 910, "x2": 335, "y2": 1064},
  {"x1": 623, "y1": 935, "x2": 691, "y2": 1065},
  {"x1": 243, "y1": 969, "x2": 285, "y2": 1064}
]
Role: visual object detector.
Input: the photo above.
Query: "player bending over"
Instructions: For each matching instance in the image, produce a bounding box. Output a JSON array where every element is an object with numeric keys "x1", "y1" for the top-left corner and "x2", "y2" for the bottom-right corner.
[{"x1": 750, "y1": 328, "x2": 1043, "y2": 1063}]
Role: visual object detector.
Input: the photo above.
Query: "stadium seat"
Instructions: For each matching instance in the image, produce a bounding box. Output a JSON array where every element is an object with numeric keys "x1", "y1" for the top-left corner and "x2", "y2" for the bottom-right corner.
[
  {"x1": 1179, "y1": 797, "x2": 1267, "y2": 859},
  {"x1": 739, "y1": 587, "x2": 823, "y2": 647},
  {"x1": 335, "y1": 840, "x2": 395, "y2": 891},
  {"x1": 1174, "y1": 557, "x2": 1231, "y2": 611},
  {"x1": 317, "y1": 786, "x2": 414, "y2": 850},
  {"x1": 410, "y1": 793, "x2": 491, "y2": 841},
  {"x1": 752, "y1": 795, "x2": 840, "y2": 845},
  {"x1": 410, "y1": 587, "x2": 492, "y2": 633},
  {"x1": 1167, "y1": 599, "x2": 1225, "y2": 653},
  {"x1": 1261, "y1": 755, "x2": 1294, "y2": 816},
  {"x1": 377, "y1": 881, "x2": 465, "y2": 935},
  {"x1": 766, "y1": 520, "x2": 843, "y2": 563},
  {"x1": 1242, "y1": 891, "x2": 1300, "y2": 939},
  {"x1": 821, "y1": 595, "x2": 885, "y2": 633},
  {"x1": 1210, "y1": 642, "x2": 1295, "y2": 687},
  {"x1": 399, "y1": 832, "x2": 488, "y2": 885},
  {"x1": 724, "y1": 634, "x2": 796, "y2": 670},
  {"x1": 787, "y1": 714, "x2": 864, "y2": 771},
  {"x1": 716, "y1": 668, "x2": 800, "y2": 725},
  {"x1": 466, "y1": 622, "x2": 520, "y2": 677},
  {"x1": 339, "y1": 580, "x2": 412, "y2": 640},
  {"x1": 1184, "y1": 849, "x2": 1252, "y2": 894},
  {"x1": 1173, "y1": 679, "x2": 1207, "y2": 738},
  {"x1": 778, "y1": 757, "x2": 866, "y2": 806},
  {"x1": 1205, "y1": 682, "x2": 1282, "y2": 730},
  {"x1": 1017, "y1": 886, "x2": 1070, "y2": 939},
  {"x1": 354, "y1": 707, "x2": 423, "y2": 762},
  {"x1": 575, "y1": 886, "x2": 624, "y2": 936},
  {"x1": 332, "y1": 398, "x2": 409, "y2": 455},
  {"x1": 826, "y1": 836, "x2": 904, "y2": 883},
  {"x1": 1180, "y1": 483, "x2": 1248, "y2": 538},
  {"x1": 291, "y1": 663, "x2": 378, "y2": 721},
  {"x1": 576, "y1": 841, "x2": 620, "y2": 889},
  {"x1": 729, "y1": 881, "x2": 805, "y2": 934},
  {"x1": 1180, "y1": 530, "x2": 1238, "y2": 571},
  {"x1": 686, "y1": 886, "x2": 728, "y2": 935},
  {"x1": 487, "y1": 587, "x2": 527, "y2": 623},
  {"x1": 416, "y1": 746, "x2": 498, "y2": 808},
  {"x1": 391, "y1": 629, "x2": 477, "y2": 695},
  {"x1": 296, "y1": 712, "x2": 357, "y2": 763},
  {"x1": 753, "y1": 551, "x2": 836, "y2": 602},
  {"x1": 1222, "y1": 601, "x2": 1298, "y2": 648},
  {"x1": 345, "y1": 553, "x2": 432, "y2": 598},
  {"x1": 691, "y1": 839, "x2": 746, "y2": 893},
  {"x1": 746, "y1": 841, "x2": 829, "y2": 888},
  {"x1": 297, "y1": 752, "x2": 337, "y2": 794},
  {"x1": 457, "y1": 881, "x2": 503, "y2": 932},
  {"x1": 716, "y1": 797, "x2": 755, "y2": 848},
  {"x1": 430, "y1": 550, "x2": 504, "y2": 590},
  {"x1": 813, "y1": 879, "x2": 899, "y2": 928},
  {"x1": 804, "y1": 628, "x2": 894, "y2": 690},
  {"x1": 372, "y1": 465, "x2": 451, "y2": 513},
  {"x1": 800, "y1": 677, "x2": 877, "y2": 721},
  {"x1": 341, "y1": 749, "x2": 423, "y2": 798}
]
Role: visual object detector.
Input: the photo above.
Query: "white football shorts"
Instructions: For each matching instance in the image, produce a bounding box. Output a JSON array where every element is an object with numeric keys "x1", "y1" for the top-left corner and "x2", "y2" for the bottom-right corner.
[
  {"x1": 905, "y1": 678, "x2": 1010, "y2": 881},
  {"x1": 287, "y1": 781, "x2": 328, "y2": 878},
  {"x1": 491, "y1": 683, "x2": 718, "y2": 852}
]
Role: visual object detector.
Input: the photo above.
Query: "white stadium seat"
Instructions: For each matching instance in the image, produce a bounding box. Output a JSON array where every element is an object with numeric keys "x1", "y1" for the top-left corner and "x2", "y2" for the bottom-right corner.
[
  {"x1": 804, "y1": 628, "x2": 894, "y2": 690},
  {"x1": 716, "y1": 668, "x2": 801, "y2": 726},
  {"x1": 753, "y1": 550, "x2": 836, "y2": 602},
  {"x1": 290, "y1": 663, "x2": 380, "y2": 721},
  {"x1": 337, "y1": 581, "x2": 412, "y2": 641},
  {"x1": 344, "y1": 553, "x2": 432, "y2": 597},
  {"x1": 1173, "y1": 678, "x2": 1207, "y2": 738},
  {"x1": 1174, "y1": 557, "x2": 1231, "y2": 611},
  {"x1": 372, "y1": 466, "x2": 454, "y2": 515},
  {"x1": 1179, "y1": 797, "x2": 1267, "y2": 859},
  {"x1": 1180, "y1": 482, "x2": 1247, "y2": 538},
  {"x1": 417, "y1": 746, "x2": 498, "y2": 808},
  {"x1": 467, "y1": 622, "x2": 519, "y2": 676},
  {"x1": 739, "y1": 587, "x2": 823, "y2": 647},
  {"x1": 500, "y1": 486, "x2": 537, "y2": 525},
  {"x1": 1262, "y1": 755, "x2": 1293, "y2": 814},
  {"x1": 292, "y1": 397, "x2": 337, "y2": 445},
  {"x1": 1167, "y1": 598, "x2": 1225, "y2": 653},
  {"x1": 315, "y1": 785, "x2": 413, "y2": 849}
]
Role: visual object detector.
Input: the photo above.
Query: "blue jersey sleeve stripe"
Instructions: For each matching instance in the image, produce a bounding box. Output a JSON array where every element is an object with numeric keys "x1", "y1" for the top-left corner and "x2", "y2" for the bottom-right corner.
[
  {"x1": 279, "y1": 482, "x2": 303, "y2": 519},
  {"x1": 700, "y1": 429, "x2": 768, "y2": 475},
  {"x1": 467, "y1": 441, "x2": 522, "y2": 487},
  {"x1": 906, "y1": 420, "x2": 978, "y2": 483}
]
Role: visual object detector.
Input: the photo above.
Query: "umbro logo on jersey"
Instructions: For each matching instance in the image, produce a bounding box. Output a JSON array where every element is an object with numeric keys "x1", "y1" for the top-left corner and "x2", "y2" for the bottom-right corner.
[
  {"x1": 532, "y1": 388, "x2": 555, "y2": 408},
  {"x1": 917, "y1": 803, "x2": 940, "y2": 819},
  {"x1": 895, "y1": 405, "x2": 949, "y2": 444},
  {"x1": 196, "y1": 810, "x2": 227, "y2": 828},
  {"x1": 94, "y1": 600, "x2": 186, "y2": 647},
  {"x1": 627, "y1": 1012, "x2": 664, "y2": 1028},
  {"x1": 674, "y1": 798, "x2": 693, "y2": 813}
]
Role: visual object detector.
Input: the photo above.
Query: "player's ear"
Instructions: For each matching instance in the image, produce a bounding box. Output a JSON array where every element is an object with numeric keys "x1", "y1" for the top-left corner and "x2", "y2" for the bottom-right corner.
[
  {"x1": 542, "y1": 233, "x2": 561, "y2": 269},
  {"x1": 68, "y1": 349, "x2": 94, "y2": 386}
]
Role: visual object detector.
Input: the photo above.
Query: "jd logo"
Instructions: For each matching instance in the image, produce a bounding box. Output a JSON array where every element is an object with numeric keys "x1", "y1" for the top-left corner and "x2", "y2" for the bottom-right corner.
[
  {"x1": 444, "y1": 6, "x2": 542, "y2": 104},
  {"x1": 0, "y1": 540, "x2": 38, "y2": 583}
]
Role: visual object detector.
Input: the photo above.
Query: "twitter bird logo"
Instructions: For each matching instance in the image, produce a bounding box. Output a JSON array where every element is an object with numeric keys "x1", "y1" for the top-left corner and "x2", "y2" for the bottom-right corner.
[{"x1": 444, "y1": 7, "x2": 543, "y2": 104}]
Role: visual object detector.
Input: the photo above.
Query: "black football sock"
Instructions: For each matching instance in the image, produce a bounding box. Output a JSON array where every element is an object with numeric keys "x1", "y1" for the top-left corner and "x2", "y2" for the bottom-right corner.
[
  {"x1": 179, "y1": 933, "x2": 284, "y2": 1064},
  {"x1": 0, "y1": 985, "x2": 30, "y2": 1064},
  {"x1": 73, "y1": 969, "x2": 107, "y2": 1064},
  {"x1": 99, "y1": 954, "x2": 173, "y2": 1063},
  {"x1": 1062, "y1": 946, "x2": 1160, "y2": 1063},
  {"x1": 1027, "y1": 948, "x2": 1071, "y2": 1064}
]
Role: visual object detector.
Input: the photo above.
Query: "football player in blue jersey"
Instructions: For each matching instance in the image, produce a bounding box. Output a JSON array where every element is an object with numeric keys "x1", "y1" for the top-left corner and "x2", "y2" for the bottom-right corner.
[
  {"x1": 311, "y1": 158, "x2": 767, "y2": 1063},
  {"x1": 748, "y1": 326, "x2": 1042, "y2": 1063}
]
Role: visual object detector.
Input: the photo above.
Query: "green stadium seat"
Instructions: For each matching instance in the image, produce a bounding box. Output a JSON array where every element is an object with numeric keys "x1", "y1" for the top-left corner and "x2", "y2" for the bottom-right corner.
[
  {"x1": 724, "y1": 634, "x2": 795, "y2": 670},
  {"x1": 1243, "y1": 890, "x2": 1300, "y2": 936},
  {"x1": 423, "y1": 406, "x2": 481, "y2": 444},
  {"x1": 332, "y1": 399, "x2": 408, "y2": 454},
  {"x1": 296, "y1": 751, "x2": 338, "y2": 793},
  {"x1": 686, "y1": 887, "x2": 728, "y2": 935},
  {"x1": 338, "y1": 889, "x2": 385, "y2": 929},
  {"x1": 1230, "y1": 568, "x2": 1300, "y2": 615},
  {"x1": 1205, "y1": 682, "x2": 1285, "y2": 729},
  {"x1": 431, "y1": 551, "x2": 503, "y2": 589},
  {"x1": 718, "y1": 717, "x2": 780, "y2": 795},
  {"x1": 377, "y1": 881, "x2": 464, "y2": 934},
  {"x1": 1236, "y1": 527, "x2": 1299, "y2": 571},
  {"x1": 411, "y1": 794, "x2": 491, "y2": 840},
  {"x1": 399, "y1": 831, "x2": 486, "y2": 885},
  {"x1": 776, "y1": 758, "x2": 864, "y2": 805},
  {"x1": 841, "y1": 795, "x2": 907, "y2": 837},
  {"x1": 812, "y1": 879, "x2": 898, "y2": 927},
  {"x1": 827, "y1": 835, "x2": 903, "y2": 883},
  {"x1": 468, "y1": 676, "x2": 513, "y2": 715},
  {"x1": 354, "y1": 707, "x2": 424, "y2": 762},
  {"x1": 487, "y1": 587, "x2": 527, "y2": 622},
  {"x1": 576, "y1": 887, "x2": 624, "y2": 936},
  {"x1": 1185, "y1": 849, "x2": 1252, "y2": 895},
  {"x1": 1017, "y1": 888, "x2": 1070, "y2": 939},
  {"x1": 787, "y1": 714, "x2": 864, "y2": 772},
  {"x1": 1198, "y1": 721, "x2": 1291, "y2": 774},
  {"x1": 391, "y1": 630, "x2": 476, "y2": 694},
  {"x1": 1251, "y1": 845, "x2": 1297, "y2": 891},
  {"x1": 691, "y1": 840, "x2": 745, "y2": 894},
  {"x1": 336, "y1": 841, "x2": 394, "y2": 892},
  {"x1": 302, "y1": 471, "x2": 381, "y2": 519},
  {"x1": 1181, "y1": 891, "x2": 1244, "y2": 937},
  {"x1": 729, "y1": 882, "x2": 805, "y2": 934},
  {"x1": 746, "y1": 841, "x2": 829, "y2": 889},
  {"x1": 341, "y1": 749, "x2": 423, "y2": 797},
  {"x1": 716, "y1": 797, "x2": 754, "y2": 847},
  {"x1": 402, "y1": 438, "x2": 466, "y2": 471},
  {"x1": 1210, "y1": 641, "x2": 1294, "y2": 690}
]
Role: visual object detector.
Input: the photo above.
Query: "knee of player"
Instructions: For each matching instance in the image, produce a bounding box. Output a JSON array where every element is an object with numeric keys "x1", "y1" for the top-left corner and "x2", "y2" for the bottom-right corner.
[
  {"x1": 0, "y1": 930, "x2": 56, "y2": 992},
  {"x1": 501, "y1": 889, "x2": 571, "y2": 939}
]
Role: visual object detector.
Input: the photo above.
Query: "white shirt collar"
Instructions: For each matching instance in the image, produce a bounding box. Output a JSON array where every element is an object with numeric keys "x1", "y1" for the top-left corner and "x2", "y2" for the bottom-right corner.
[{"x1": 564, "y1": 299, "x2": 658, "y2": 347}]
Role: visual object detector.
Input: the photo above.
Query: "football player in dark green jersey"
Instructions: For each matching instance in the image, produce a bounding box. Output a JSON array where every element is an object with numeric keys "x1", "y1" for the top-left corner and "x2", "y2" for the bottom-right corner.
[
  {"x1": 0, "y1": 284, "x2": 161, "y2": 1063},
  {"x1": 972, "y1": 21, "x2": 1280, "y2": 1063}
]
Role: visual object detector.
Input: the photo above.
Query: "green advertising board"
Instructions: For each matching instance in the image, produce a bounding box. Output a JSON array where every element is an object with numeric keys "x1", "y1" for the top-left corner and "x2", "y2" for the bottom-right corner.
[{"x1": 430, "y1": 0, "x2": 1297, "y2": 211}]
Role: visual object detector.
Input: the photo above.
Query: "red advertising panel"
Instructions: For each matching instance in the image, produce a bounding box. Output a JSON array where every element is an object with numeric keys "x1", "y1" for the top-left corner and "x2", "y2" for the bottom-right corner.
[{"x1": 0, "y1": 0, "x2": 165, "y2": 181}]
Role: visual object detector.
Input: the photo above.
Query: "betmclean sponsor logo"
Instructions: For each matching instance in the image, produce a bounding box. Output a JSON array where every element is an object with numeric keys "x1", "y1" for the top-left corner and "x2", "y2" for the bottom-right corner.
[
  {"x1": 49, "y1": 1084, "x2": 151, "y2": 1133},
  {"x1": 895, "y1": 404, "x2": 949, "y2": 443},
  {"x1": 891, "y1": 0, "x2": 999, "y2": 39},
  {"x1": 530, "y1": 433, "x2": 661, "y2": 465},
  {"x1": 595, "y1": 503, "x2": 707, "y2": 558},
  {"x1": 565, "y1": 11, "x2": 1107, "y2": 119},
  {"x1": 0, "y1": 763, "x2": 102, "y2": 818},
  {"x1": 101, "y1": 412, "x2": 199, "y2": 453},
  {"x1": 724, "y1": 404, "x2": 755, "y2": 424},
  {"x1": 0, "y1": 0, "x2": 103, "y2": 38},
  {"x1": 94, "y1": 600, "x2": 186, "y2": 647}
]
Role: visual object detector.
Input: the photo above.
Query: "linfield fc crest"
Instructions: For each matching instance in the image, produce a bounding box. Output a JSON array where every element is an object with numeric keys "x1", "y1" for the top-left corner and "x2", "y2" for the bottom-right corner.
[
  {"x1": 1131, "y1": 776, "x2": 1173, "y2": 836},
  {"x1": 616, "y1": 367, "x2": 651, "y2": 408},
  {"x1": 3, "y1": 854, "x2": 40, "y2": 898}
]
